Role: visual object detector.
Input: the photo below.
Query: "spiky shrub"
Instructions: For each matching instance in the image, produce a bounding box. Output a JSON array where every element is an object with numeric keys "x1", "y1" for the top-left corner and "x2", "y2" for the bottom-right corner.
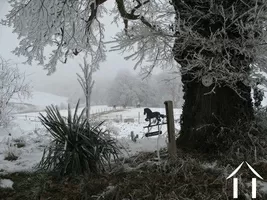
[{"x1": 37, "y1": 101, "x2": 120, "y2": 176}]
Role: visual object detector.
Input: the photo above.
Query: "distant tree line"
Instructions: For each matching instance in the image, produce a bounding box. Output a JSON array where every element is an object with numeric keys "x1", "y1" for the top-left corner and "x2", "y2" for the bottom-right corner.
[{"x1": 106, "y1": 70, "x2": 183, "y2": 108}]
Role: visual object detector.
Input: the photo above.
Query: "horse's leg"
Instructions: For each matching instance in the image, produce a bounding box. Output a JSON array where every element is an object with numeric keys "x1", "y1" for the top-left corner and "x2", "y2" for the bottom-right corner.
[
  {"x1": 154, "y1": 113, "x2": 160, "y2": 124},
  {"x1": 145, "y1": 113, "x2": 150, "y2": 122},
  {"x1": 156, "y1": 115, "x2": 160, "y2": 124}
]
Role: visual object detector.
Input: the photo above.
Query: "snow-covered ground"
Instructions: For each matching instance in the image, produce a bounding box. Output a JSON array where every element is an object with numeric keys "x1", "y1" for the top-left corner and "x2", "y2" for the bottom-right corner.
[
  {"x1": 0, "y1": 179, "x2": 13, "y2": 189},
  {"x1": 0, "y1": 106, "x2": 181, "y2": 174},
  {"x1": 261, "y1": 91, "x2": 267, "y2": 107}
]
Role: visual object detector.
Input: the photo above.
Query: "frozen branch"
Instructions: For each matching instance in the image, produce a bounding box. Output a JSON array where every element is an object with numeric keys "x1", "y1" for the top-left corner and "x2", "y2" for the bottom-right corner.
[{"x1": 2, "y1": 0, "x2": 107, "y2": 74}]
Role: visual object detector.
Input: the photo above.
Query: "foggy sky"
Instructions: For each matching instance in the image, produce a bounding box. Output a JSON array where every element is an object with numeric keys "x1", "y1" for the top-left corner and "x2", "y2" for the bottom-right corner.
[{"x1": 0, "y1": 1, "x2": 143, "y2": 98}]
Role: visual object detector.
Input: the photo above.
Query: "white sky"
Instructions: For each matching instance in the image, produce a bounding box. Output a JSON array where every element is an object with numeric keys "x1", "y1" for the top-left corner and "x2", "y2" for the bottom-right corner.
[{"x1": 0, "y1": 0, "x2": 145, "y2": 98}]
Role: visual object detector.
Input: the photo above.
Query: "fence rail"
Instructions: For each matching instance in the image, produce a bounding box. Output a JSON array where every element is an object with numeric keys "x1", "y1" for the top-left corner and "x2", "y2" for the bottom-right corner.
[{"x1": 14, "y1": 110, "x2": 181, "y2": 124}]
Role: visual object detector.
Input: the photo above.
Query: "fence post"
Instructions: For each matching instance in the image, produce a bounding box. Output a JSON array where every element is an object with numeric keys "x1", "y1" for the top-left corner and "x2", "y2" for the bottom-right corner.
[
  {"x1": 120, "y1": 115, "x2": 123, "y2": 122},
  {"x1": 138, "y1": 112, "x2": 140, "y2": 124},
  {"x1": 164, "y1": 101, "x2": 177, "y2": 161}
]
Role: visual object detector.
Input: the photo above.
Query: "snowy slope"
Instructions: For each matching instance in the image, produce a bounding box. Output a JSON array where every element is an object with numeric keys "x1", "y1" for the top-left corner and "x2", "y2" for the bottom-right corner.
[
  {"x1": 10, "y1": 91, "x2": 68, "y2": 107},
  {"x1": 9, "y1": 91, "x2": 69, "y2": 114}
]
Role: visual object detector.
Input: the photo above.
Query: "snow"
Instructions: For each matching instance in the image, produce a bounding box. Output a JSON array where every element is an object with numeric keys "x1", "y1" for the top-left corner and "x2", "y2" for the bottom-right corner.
[
  {"x1": 0, "y1": 179, "x2": 14, "y2": 189},
  {"x1": 0, "y1": 121, "x2": 51, "y2": 174},
  {"x1": 10, "y1": 91, "x2": 68, "y2": 109},
  {"x1": 118, "y1": 136, "x2": 167, "y2": 156},
  {"x1": 201, "y1": 161, "x2": 217, "y2": 169},
  {"x1": 0, "y1": 106, "x2": 181, "y2": 174},
  {"x1": 261, "y1": 91, "x2": 267, "y2": 107}
]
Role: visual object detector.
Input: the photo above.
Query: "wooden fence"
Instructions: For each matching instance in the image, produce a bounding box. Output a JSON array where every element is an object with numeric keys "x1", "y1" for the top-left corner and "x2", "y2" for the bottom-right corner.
[{"x1": 14, "y1": 111, "x2": 181, "y2": 124}]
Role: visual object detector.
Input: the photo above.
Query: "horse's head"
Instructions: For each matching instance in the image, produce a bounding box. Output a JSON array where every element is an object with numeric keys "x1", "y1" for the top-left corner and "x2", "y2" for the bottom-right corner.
[{"x1": 144, "y1": 108, "x2": 151, "y2": 115}]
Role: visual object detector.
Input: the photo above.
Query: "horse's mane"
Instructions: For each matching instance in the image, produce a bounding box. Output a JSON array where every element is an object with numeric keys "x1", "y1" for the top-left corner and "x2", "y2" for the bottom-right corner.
[{"x1": 144, "y1": 108, "x2": 152, "y2": 114}]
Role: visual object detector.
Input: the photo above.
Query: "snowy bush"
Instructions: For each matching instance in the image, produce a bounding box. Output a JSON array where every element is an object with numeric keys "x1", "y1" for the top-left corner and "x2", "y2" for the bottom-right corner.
[
  {"x1": 3, "y1": 138, "x2": 20, "y2": 161},
  {"x1": 0, "y1": 56, "x2": 30, "y2": 127},
  {"x1": 104, "y1": 121, "x2": 120, "y2": 137}
]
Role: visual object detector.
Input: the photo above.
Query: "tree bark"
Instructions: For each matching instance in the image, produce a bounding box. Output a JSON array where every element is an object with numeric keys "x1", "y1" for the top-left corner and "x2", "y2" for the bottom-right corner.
[
  {"x1": 172, "y1": 0, "x2": 255, "y2": 152},
  {"x1": 176, "y1": 77, "x2": 254, "y2": 152}
]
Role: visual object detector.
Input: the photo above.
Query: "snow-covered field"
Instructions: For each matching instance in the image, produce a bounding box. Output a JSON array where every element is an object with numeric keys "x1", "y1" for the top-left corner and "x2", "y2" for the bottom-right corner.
[
  {"x1": 3, "y1": 89, "x2": 267, "y2": 176},
  {"x1": 0, "y1": 105, "x2": 182, "y2": 174}
]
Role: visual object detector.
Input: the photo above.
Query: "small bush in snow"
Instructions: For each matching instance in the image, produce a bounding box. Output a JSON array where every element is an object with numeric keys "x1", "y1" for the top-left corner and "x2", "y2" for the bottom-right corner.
[
  {"x1": 112, "y1": 118, "x2": 120, "y2": 123},
  {"x1": 130, "y1": 131, "x2": 138, "y2": 143},
  {"x1": 104, "y1": 121, "x2": 120, "y2": 137},
  {"x1": 12, "y1": 137, "x2": 26, "y2": 148},
  {"x1": 4, "y1": 151, "x2": 18, "y2": 161},
  {"x1": 38, "y1": 100, "x2": 120, "y2": 176},
  {"x1": 3, "y1": 141, "x2": 20, "y2": 161}
]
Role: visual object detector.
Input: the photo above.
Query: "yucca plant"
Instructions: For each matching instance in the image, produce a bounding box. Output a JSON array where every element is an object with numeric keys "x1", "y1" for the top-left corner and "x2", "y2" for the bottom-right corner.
[{"x1": 37, "y1": 100, "x2": 120, "y2": 176}]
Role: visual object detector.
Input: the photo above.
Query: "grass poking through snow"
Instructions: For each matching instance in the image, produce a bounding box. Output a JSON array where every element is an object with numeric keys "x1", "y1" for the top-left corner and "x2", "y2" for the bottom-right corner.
[{"x1": 2, "y1": 149, "x2": 267, "y2": 200}]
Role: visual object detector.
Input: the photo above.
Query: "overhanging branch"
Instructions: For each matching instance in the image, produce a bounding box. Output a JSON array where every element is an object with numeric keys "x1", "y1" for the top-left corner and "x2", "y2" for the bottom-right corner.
[
  {"x1": 116, "y1": 0, "x2": 140, "y2": 20},
  {"x1": 115, "y1": 0, "x2": 154, "y2": 34},
  {"x1": 86, "y1": 0, "x2": 108, "y2": 35}
]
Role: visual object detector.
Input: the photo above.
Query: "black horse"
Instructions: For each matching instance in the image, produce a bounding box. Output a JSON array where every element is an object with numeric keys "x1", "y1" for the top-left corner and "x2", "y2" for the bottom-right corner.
[{"x1": 144, "y1": 108, "x2": 165, "y2": 126}]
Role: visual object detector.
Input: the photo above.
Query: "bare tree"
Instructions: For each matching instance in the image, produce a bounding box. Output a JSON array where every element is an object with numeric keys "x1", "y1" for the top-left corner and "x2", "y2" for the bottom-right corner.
[
  {"x1": 0, "y1": 56, "x2": 30, "y2": 127},
  {"x1": 77, "y1": 56, "x2": 96, "y2": 120},
  {"x1": 107, "y1": 70, "x2": 137, "y2": 107}
]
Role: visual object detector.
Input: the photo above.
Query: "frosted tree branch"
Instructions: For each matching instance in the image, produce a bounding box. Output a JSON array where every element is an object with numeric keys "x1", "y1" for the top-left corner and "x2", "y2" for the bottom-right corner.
[
  {"x1": 2, "y1": 0, "x2": 107, "y2": 74},
  {"x1": 3, "y1": 0, "x2": 267, "y2": 94},
  {"x1": 76, "y1": 55, "x2": 96, "y2": 119}
]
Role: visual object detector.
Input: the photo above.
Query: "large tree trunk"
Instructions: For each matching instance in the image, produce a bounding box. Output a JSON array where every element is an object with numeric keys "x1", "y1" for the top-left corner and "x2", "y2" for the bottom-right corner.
[
  {"x1": 172, "y1": 0, "x2": 255, "y2": 152},
  {"x1": 176, "y1": 76, "x2": 254, "y2": 152}
]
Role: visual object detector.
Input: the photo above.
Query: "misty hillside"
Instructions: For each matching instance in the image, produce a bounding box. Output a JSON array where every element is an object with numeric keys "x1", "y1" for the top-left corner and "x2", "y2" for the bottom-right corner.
[{"x1": 10, "y1": 91, "x2": 68, "y2": 113}]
